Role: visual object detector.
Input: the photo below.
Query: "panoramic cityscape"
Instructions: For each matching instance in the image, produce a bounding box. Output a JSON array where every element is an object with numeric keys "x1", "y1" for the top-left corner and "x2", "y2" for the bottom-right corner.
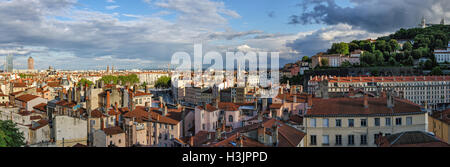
[{"x1": 0, "y1": 0, "x2": 449, "y2": 149}]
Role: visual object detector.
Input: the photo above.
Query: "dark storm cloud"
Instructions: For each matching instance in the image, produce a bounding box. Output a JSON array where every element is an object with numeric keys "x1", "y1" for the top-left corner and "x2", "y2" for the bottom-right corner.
[{"x1": 289, "y1": 0, "x2": 450, "y2": 32}]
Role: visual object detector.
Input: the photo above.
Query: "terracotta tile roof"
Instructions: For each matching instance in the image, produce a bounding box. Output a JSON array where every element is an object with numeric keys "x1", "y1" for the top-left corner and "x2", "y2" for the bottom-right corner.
[
  {"x1": 306, "y1": 97, "x2": 424, "y2": 117},
  {"x1": 134, "y1": 91, "x2": 152, "y2": 97},
  {"x1": 91, "y1": 109, "x2": 105, "y2": 118},
  {"x1": 108, "y1": 108, "x2": 120, "y2": 115},
  {"x1": 72, "y1": 143, "x2": 88, "y2": 147},
  {"x1": 288, "y1": 115, "x2": 303, "y2": 125},
  {"x1": 16, "y1": 94, "x2": 40, "y2": 102},
  {"x1": 234, "y1": 118, "x2": 306, "y2": 147},
  {"x1": 30, "y1": 115, "x2": 42, "y2": 120},
  {"x1": 18, "y1": 110, "x2": 32, "y2": 116},
  {"x1": 218, "y1": 102, "x2": 239, "y2": 111},
  {"x1": 118, "y1": 107, "x2": 130, "y2": 114},
  {"x1": 275, "y1": 93, "x2": 308, "y2": 103},
  {"x1": 33, "y1": 103, "x2": 47, "y2": 112},
  {"x1": 55, "y1": 100, "x2": 77, "y2": 108},
  {"x1": 264, "y1": 119, "x2": 306, "y2": 147},
  {"x1": 211, "y1": 133, "x2": 266, "y2": 147},
  {"x1": 13, "y1": 82, "x2": 27, "y2": 88},
  {"x1": 378, "y1": 131, "x2": 450, "y2": 147},
  {"x1": 182, "y1": 131, "x2": 216, "y2": 147},
  {"x1": 269, "y1": 103, "x2": 283, "y2": 109},
  {"x1": 10, "y1": 91, "x2": 24, "y2": 96},
  {"x1": 30, "y1": 119, "x2": 49, "y2": 130},
  {"x1": 431, "y1": 109, "x2": 450, "y2": 125},
  {"x1": 123, "y1": 106, "x2": 182, "y2": 125},
  {"x1": 103, "y1": 126, "x2": 124, "y2": 135},
  {"x1": 47, "y1": 82, "x2": 60, "y2": 87},
  {"x1": 197, "y1": 104, "x2": 218, "y2": 112},
  {"x1": 309, "y1": 76, "x2": 450, "y2": 83}
]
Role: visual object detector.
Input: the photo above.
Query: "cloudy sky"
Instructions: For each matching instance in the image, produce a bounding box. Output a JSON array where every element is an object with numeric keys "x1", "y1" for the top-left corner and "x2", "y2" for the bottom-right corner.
[{"x1": 0, "y1": 0, "x2": 448, "y2": 70}]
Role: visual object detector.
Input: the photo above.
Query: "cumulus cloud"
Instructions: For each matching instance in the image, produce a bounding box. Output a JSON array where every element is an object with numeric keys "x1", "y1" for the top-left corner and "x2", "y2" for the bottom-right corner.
[
  {"x1": 105, "y1": 5, "x2": 119, "y2": 10},
  {"x1": 206, "y1": 30, "x2": 264, "y2": 40},
  {"x1": 154, "y1": 0, "x2": 241, "y2": 27},
  {"x1": 0, "y1": 0, "x2": 243, "y2": 70},
  {"x1": 286, "y1": 24, "x2": 387, "y2": 56},
  {"x1": 289, "y1": 0, "x2": 450, "y2": 32}
]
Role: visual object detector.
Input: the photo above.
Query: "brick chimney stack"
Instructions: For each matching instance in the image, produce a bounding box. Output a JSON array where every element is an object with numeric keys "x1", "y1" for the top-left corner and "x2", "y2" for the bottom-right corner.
[
  {"x1": 238, "y1": 135, "x2": 244, "y2": 147},
  {"x1": 363, "y1": 94, "x2": 369, "y2": 108},
  {"x1": 272, "y1": 124, "x2": 278, "y2": 147},
  {"x1": 257, "y1": 125, "x2": 265, "y2": 144},
  {"x1": 159, "y1": 96, "x2": 164, "y2": 109},
  {"x1": 163, "y1": 106, "x2": 168, "y2": 116},
  {"x1": 307, "y1": 94, "x2": 313, "y2": 107},
  {"x1": 189, "y1": 136, "x2": 194, "y2": 147},
  {"x1": 67, "y1": 88, "x2": 72, "y2": 103},
  {"x1": 106, "y1": 91, "x2": 111, "y2": 109}
]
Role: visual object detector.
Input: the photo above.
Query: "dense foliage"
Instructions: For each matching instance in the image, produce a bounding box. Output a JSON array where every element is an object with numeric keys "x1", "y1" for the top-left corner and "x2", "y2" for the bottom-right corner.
[
  {"x1": 100, "y1": 74, "x2": 140, "y2": 85},
  {"x1": 0, "y1": 120, "x2": 25, "y2": 147},
  {"x1": 322, "y1": 25, "x2": 449, "y2": 72},
  {"x1": 154, "y1": 76, "x2": 171, "y2": 88},
  {"x1": 77, "y1": 78, "x2": 94, "y2": 87}
]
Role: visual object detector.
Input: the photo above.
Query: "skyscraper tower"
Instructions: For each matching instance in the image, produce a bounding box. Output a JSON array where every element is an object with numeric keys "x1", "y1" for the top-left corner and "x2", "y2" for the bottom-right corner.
[
  {"x1": 28, "y1": 56, "x2": 34, "y2": 70},
  {"x1": 5, "y1": 53, "x2": 13, "y2": 72}
]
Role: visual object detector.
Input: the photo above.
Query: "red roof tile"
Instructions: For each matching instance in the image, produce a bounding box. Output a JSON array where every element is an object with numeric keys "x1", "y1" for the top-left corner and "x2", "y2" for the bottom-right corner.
[
  {"x1": 306, "y1": 97, "x2": 424, "y2": 117},
  {"x1": 16, "y1": 94, "x2": 40, "y2": 102}
]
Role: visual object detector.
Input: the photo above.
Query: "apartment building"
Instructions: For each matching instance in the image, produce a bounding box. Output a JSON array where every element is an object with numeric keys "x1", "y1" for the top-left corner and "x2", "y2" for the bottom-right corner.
[
  {"x1": 428, "y1": 109, "x2": 450, "y2": 144},
  {"x1": 308, "y1": 75, "x2": 450, "y2": 109},
  {"x1": 194, "y1": 104, "x2": 220, "y2": 134},
  {"x1": 304, "y1": 93, "x2": 428, "y2": 147},
  {"x1": 433, "y1": 42, "x2": 450, "y2": 63}
]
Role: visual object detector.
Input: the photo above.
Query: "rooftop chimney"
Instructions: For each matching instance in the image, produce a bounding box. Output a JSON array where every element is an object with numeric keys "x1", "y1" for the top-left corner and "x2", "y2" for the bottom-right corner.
[
  {"x1": 307, "y1": 94, "x2": 313, "y2": 107},
  {"x1": 163, "y1": 106, "x2": 168, "y2": 116},
  {"x1": 387, "y1": 90, "x2": 395, "y2": 108},
  {"x1": 238, "y1": 135, "x2": 244, "y2": 147},
  {"x1": 257, "y1": 125, "x2": 266, "y2": 144},
  {"x1": 272, "y1": 124, "x2": 278, "y2": 147},
  {"x1": 67, "y1": 88, "x2": 72, "y2": 102},
  {"x1": 189, "y1": 136, "x2": 194, "y2": 147},
  {"x1": 106, "y1": 91, "x2": 111, "y2": 109},
  {"x1": 363, "y1": 94, "x2": 369, "y2": 108},
  {"x1": 159, "y1": 96, "x2": 164, "y2": 109}
]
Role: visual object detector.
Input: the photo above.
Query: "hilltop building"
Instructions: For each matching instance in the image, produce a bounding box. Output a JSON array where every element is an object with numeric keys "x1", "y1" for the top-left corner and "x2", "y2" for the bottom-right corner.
[
  {"x1": 28, "y1": 57, "x2": 34, "y2": 70},
  {"x1": 433, "y1": 42, "x2": 450, "y2": 63}
]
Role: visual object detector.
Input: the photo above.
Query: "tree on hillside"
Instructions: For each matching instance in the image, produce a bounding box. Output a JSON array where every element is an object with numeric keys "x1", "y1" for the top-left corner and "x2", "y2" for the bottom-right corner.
[
  {"x1": 402, "y1": 41, "x2": 413, "y2": 51},
  {"x1": 0, "y1": 120, "x2": 25, "y2": 147},
  {"x1": 340, "y1": 61, "x2": 352, "y2": 68},
  {"x1": 430, "y1": 66, "x2": 443, "y2": 76},
  {"x1": 348, "y1": 42, "x2": 359, "y2": 52},
  {"x1": 388, "y1": 39, "x2": 400, "y2": 52},
  {"x1": 361, "y1": 52, "x2": 376, "y2": 66},
  {"x1": 374, "y1": 50, "x2": 384, "y2": 66},
  {"x1": 301, "y1": 56, "x2": 311, "y2": 63},
  {"x1": 405, "y1": 56, "x2": 415, "y2": 66},
  {"x1": 329, "y1": 42, "x2": 349, "y2": 55},
  {"x1": 320, "y1": 58, "x2": 329, "y2": 67},
  {"x1": 388, "y1": 56, "x2": 397, "y2": 66}
]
